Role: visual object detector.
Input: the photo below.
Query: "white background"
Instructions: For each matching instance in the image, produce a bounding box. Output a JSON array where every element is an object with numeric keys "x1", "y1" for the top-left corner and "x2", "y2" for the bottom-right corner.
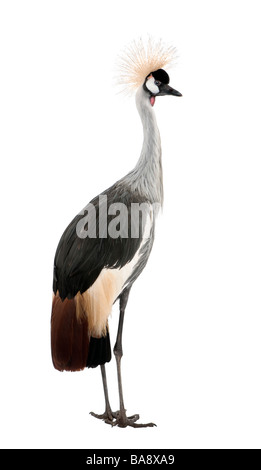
[{"x1": 1, "y1": 0, "x2": 261, "y2": 450}]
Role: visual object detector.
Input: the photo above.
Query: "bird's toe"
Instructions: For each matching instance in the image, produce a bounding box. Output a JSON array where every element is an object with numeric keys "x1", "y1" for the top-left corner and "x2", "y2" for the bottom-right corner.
[
  {"x1": 110, "y1": 411, "x2": 156, "y2": 428},
  {"x1": 90, "y1": 410, "x2": 115, "y2": 423}
]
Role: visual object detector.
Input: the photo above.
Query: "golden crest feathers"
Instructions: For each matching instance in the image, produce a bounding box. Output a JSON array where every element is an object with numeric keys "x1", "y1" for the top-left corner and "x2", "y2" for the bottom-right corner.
[{"x1": 116, "y1": 37, "x2": 177, "y2": 95}]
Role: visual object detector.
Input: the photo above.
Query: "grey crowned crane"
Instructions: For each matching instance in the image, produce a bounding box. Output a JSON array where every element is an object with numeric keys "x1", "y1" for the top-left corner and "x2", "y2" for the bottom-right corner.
[{"x1": 51, "y1": 38, "x2": 182, "y2": 428}]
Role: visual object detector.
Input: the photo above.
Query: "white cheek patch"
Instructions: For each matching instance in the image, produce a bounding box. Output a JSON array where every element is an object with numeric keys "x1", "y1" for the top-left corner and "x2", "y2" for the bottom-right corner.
[{"x1": 146, "y1": 76, "x2": 159, "y2": 94}]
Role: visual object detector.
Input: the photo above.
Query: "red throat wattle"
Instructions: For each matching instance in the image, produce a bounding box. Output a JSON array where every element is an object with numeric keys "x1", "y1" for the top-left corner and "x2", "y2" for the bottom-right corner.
[{"x1": 150, "y1": 96, "x2": 155, "y2": 107}]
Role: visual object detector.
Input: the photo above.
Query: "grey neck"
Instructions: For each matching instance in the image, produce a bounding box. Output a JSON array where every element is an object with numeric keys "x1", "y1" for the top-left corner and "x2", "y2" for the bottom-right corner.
[{"x1": 120, "y1": 86, "x2": 163, "y2": 206}]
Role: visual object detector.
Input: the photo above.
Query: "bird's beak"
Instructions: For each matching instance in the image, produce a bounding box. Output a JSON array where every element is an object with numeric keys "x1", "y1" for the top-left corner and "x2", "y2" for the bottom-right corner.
[{"x1": 158, "y1": 84, "x2": 182, "y2": 97}]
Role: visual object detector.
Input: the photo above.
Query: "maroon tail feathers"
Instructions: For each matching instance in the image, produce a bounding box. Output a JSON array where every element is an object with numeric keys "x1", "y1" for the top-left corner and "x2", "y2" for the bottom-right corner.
[{"x1": 51, "y1": 295, "x2": 89, "y2": 371}]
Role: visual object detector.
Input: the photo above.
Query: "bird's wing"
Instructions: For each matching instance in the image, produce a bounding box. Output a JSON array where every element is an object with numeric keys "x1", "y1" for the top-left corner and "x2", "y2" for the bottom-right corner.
[{"x1": 53, "y1": 184, "x2": 150, "y2": 299}]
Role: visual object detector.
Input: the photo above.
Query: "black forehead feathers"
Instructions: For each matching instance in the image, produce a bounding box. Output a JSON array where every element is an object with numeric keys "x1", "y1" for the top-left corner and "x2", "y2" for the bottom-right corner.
[{"x1": 151, "y1": 69, "x2": 170, "y2": 84}]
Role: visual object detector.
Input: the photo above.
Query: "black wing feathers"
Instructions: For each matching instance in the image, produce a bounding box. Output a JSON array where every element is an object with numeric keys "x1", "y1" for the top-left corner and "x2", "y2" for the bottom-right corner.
[{"x1": 53, "y1": 184, "x2": 148, "y2": 299}]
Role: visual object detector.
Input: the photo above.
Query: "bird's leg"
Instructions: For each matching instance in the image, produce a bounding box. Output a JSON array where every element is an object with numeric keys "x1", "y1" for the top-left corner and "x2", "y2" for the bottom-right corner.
[
  {"x1": 113, "y1": 296, "x2": 129, "y2": 420},
  {"x1": 90, "y1": 364, "x2": 117, "y2": 424},
  {"x1": 111, "y1": 287, "x2": 156, "y2": 428}
]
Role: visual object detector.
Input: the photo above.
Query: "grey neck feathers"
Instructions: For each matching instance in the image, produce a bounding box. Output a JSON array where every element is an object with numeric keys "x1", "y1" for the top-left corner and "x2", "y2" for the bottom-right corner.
[{"x1": 120, "y1": 86, "x2": 163, "y2": 206}]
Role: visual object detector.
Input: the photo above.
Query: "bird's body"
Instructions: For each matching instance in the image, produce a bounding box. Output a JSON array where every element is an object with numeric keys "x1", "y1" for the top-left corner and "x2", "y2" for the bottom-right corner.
[{"x1": 51, "y1": 39, "x2": 181, "y2": 427}]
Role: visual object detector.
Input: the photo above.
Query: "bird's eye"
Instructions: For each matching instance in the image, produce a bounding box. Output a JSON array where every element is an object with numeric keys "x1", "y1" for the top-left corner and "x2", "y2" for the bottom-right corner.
[{"x1": 155, "y1": 80, "x2": 161, "y2": 86}]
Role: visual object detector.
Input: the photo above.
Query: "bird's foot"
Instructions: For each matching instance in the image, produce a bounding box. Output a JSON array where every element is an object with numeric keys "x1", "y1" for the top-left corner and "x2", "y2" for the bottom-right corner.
[
  {"x1": 90, "y1": 408, "x2": 156, "y2": 428},
  {"x1": 90, "y1": 408, "x2": 118, "y2": 424},
  {"x1": 109, "y1": 410, "x2": 156, "y2": 428}
]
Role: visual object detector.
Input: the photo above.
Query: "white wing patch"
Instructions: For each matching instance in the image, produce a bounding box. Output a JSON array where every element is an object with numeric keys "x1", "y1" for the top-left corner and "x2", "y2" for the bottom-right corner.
[{"x1": 76, "y1": 208, "x2": 153, "y2": 337}]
